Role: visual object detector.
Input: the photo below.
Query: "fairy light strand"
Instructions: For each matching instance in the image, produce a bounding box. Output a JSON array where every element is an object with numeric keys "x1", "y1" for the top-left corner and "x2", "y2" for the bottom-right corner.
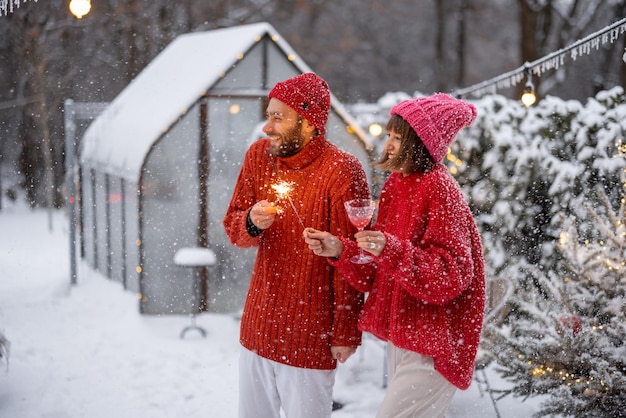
[{"x1": 453, "y1": 17, "x2": 626, "y2": 99}]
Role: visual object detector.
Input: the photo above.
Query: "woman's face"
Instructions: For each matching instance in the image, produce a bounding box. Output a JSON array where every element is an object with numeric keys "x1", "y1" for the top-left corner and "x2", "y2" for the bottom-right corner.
[{"x1": 383, "y1": 129, "x2": 403, "y2": 167}]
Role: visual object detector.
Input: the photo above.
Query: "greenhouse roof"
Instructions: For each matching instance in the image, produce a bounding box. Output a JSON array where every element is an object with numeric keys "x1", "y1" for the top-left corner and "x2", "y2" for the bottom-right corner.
[{"x1": 79, "y1": 22, "x2": 336, "y2": 182}]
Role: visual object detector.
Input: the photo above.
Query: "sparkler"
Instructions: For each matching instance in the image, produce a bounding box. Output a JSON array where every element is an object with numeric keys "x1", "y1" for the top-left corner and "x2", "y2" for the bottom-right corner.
[{"x1": 271, "y1": 181, "x2": 305, "y2": 229}]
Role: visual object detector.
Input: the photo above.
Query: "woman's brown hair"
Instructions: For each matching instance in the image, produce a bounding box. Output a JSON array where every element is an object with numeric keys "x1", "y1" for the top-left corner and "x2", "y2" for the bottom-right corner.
[{"x1": 375, "y1": 114, "x2": 435, "y2": 174}]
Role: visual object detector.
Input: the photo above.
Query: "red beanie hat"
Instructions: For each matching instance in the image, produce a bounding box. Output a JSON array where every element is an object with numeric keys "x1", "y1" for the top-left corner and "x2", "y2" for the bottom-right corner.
[
  {"x1": 390, "y1": 93, "x2": 477, "y2": 162},
  {"x1": 268, "y1": 73, "x2": 331, "y2": 136}
]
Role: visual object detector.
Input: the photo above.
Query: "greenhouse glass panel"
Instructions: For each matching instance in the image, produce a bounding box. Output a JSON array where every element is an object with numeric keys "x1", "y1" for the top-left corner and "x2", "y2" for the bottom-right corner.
[
  {"x1": 207, "y1": 96, "x2": 262, "y2": 312},
  {"x1": 108, "y1": 175, "x2": 124, "y2": 283},
  {"x1": 141, "y1": 105, "x2": 202, "y2": 314},
  {"x1": 81, "y1": 167, "x2": 96, "y2": 268},
  {"x1": 124, "y1": 181, "x2": 140, "y2": 293},
  {"x1": 94, "y1": 170, "x2": 108, "y2": 275},
  {"x1": 266, "y1": 40, "x2": 300, "y2": 88},
  {"x1": 267, "y1": 42, "x2": 302, "y2": 89},
  {"x1": 212, "y1": 41, "x2": 263, "y2": 90}
]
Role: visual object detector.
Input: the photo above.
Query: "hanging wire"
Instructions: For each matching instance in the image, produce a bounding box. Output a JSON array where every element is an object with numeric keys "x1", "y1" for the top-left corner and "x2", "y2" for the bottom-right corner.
[{"x1": 452, "y1": 17, "x2": 626, "y2": 99}]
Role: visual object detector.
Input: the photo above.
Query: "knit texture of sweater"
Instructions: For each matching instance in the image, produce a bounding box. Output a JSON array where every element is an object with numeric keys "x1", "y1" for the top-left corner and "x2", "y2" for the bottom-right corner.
[
  {"x1": 223, "y1": 137, "x2": 369, "y2": 370},
  {"x1": 331, "y1": 164, "x2": 486, "y2": 389}
]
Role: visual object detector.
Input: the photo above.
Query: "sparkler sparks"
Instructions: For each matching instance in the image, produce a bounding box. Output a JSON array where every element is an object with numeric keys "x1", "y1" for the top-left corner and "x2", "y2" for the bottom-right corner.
[
  {"x1": 271, "y1": 181, "x2": 293, "y2": 200},
  {"x1": 271, "y1": 181, "x2": 305, "y2": 228}
]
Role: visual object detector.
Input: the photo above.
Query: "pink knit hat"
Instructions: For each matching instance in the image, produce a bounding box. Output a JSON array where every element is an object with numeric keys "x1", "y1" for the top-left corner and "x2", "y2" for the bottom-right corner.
[
  {"x1": 268, "y1": 73, "x2": 331, "y2": 136},
  {"x1": 390, "y1": 93, "x2": 477, "y2": 162}
]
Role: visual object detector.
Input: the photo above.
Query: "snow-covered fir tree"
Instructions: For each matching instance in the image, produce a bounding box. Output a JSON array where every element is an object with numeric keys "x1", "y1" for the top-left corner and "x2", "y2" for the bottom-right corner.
[
  {"x1": 479, "y1": 173, "x2": 626, "y2": 417},
  {"x1": 450, "y1": 89, "x2": 626, "y2": 417}
]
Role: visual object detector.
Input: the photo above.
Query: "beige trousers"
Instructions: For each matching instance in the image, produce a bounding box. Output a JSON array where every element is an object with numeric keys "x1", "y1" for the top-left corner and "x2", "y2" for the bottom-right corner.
[{"x1": 376, "y1": 343, "x2": 457, "y2": 418}]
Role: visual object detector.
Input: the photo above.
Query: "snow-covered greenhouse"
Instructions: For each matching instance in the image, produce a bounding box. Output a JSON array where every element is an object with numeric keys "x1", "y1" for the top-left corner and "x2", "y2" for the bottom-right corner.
[{"x1": 78, "y1": 22, "x2": 373, "y2": 315}]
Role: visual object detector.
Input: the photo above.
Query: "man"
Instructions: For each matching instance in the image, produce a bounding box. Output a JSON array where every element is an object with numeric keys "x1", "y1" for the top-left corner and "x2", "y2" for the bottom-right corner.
[{"x1": 223, "y1": 72, "x2": 370, "y2": 418}]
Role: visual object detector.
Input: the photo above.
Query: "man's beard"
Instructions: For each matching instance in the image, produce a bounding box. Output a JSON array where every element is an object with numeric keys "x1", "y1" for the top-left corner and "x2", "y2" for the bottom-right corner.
[{"x1": 269, "y1": 124, "x2": 306, "y2": 157}]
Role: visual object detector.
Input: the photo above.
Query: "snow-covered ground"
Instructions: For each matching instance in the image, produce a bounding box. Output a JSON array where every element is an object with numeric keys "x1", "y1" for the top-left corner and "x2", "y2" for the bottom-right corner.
[{"x1": 0, "y1": 206, "x2": 539, "y2": 417}]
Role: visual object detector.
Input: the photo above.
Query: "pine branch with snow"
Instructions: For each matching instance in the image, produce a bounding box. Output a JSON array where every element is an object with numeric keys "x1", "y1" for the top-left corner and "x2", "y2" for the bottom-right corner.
[{"x1": 453, "y1": 87, "x2": 626, "y2": 284}]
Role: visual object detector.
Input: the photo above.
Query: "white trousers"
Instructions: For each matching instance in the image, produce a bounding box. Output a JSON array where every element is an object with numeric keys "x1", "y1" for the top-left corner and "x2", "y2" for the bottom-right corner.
[
  {"x1": 238, "y1": 347, "x2": 336, "y2": 418},
  {"x1": 376, "y1": 344, "x2": 457, "y2": 418}
]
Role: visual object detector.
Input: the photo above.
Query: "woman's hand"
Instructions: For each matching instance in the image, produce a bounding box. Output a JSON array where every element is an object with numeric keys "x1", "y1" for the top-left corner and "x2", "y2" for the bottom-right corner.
[
  {"x1": 303, "y1": 228, "x2": 344, "y2": 258},
  {"x1": 355, "y1": 230, "x2": 386, "y2": 257}
]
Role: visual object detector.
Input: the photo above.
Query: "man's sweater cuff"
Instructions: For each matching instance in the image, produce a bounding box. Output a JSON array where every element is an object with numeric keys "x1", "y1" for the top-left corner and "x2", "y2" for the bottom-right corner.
[{"x1": 246, "y1": 212, "x2": 263, "y2": 237}]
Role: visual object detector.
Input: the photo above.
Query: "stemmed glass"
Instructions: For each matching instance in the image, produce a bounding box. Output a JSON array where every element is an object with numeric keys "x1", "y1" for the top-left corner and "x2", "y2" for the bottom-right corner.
[{"x1": 344, "y1": 198, "x2": 376, "y2": 264}]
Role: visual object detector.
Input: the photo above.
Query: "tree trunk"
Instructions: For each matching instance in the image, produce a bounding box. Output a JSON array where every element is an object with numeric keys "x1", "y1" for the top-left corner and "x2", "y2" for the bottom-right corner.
[
  {"x1": 518, "y1": 0, "x2": 541, "y2": 96},
  {"x1": 435, "y1": 0, "x2": 446, "y2": 92},
  {"x1": 457, "y1": 0, "x2": 469, "y2": 88},
  {"x1": 35, "y1": 51, "x2": 55, "y2": 227}
]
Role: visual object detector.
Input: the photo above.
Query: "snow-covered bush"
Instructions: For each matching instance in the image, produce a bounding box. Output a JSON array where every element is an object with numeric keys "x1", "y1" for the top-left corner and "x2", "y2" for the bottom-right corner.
[
  {"x1": 450, "y1": 88, "x2": 626, "y2": 416},
  {"x1": 478, "y1": 186, "x2": 626, "y2": 417},
  {"x1": 453, "y1": 86, "x2": 626, "y2": 288}
]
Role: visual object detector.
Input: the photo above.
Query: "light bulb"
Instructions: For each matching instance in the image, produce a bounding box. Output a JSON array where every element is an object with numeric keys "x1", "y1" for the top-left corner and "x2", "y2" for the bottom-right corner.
[
  {"x1": 69, "y1": 0, "x2": 91, "y2": 19},
  {"x1": 521, "y1": 83, "x2": 536, "y2": 107},
  {"x1": 368, "y1": 123, "x2": 383, "y2": 137},
  {"x1": 521, "y1": 70, "x2": 536, "y2": 107}
]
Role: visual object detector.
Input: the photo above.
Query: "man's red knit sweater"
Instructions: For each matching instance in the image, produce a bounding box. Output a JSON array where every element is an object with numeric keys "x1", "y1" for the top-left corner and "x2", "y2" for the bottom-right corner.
[
  {"x1": 331, "y1": 164, "x2": 486, "y2": 389},
  {"x1": 223, "y1": 137, "x2": 369, "y2": 370}
]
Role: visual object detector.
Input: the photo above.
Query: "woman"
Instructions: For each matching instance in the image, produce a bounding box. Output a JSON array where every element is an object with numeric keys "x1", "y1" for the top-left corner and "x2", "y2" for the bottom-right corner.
[{"x1": 303, "y1": 93, "x2": 486, "y2": 417}]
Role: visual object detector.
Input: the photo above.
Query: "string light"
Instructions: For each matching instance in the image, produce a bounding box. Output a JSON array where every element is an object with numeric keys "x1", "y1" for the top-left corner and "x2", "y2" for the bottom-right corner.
[
  {"x1": 520, "y1": 69, "x2": 536, "y2": 107},
  {"x1": 446, "y1": 150, "x2": 463, "y2": 175},
  {"x1": 69, "y1": 0, "x2": 91, "y2": 19},
  {"x1": 517, "y1": 352, "x2": 613, "y2": 393},
  {"x1": 368, "y1": 123, "x2": 383, "y2": 137},
  {"x1": 453, "y1": 17, "x2": 626, "y2": 100}
]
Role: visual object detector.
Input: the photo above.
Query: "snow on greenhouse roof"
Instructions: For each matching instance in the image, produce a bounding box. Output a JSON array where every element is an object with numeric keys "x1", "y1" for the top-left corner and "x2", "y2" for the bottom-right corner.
[{"x1": 79, "y1": 22, "x2": 315, "y2": 182}]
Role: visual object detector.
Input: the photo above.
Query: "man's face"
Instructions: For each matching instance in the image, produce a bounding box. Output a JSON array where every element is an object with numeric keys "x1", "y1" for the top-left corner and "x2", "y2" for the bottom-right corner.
[{"x1": 263, "y1": 98, "x2": 309, "y2": 157}]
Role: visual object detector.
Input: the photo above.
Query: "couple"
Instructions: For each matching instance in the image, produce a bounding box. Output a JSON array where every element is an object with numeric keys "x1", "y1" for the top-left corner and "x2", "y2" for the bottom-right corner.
[{"x1": 223, "y1": 73, "x2": 485, "y2": 418}]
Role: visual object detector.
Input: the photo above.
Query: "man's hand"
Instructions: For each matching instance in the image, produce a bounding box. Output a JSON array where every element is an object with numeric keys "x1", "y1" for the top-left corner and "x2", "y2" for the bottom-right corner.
[
  {"x1": 303, "y1": 228, "x2": 344, "y2": 258},
  {"x1": 250, "y1": 200, "x2": 278, "y2": 230},
  {"x1": 331, "y1": 346, "x2": 357, "y2": 363}
]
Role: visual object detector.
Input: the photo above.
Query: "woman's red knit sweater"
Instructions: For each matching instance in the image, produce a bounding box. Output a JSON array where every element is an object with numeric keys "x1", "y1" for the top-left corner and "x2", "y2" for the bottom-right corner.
[
  {"x1": 223, "y1": 137, "x2": 369, "y2": 370},
  {"x1": 331, "y1": 164, "x2": 486, "y2": 389}
]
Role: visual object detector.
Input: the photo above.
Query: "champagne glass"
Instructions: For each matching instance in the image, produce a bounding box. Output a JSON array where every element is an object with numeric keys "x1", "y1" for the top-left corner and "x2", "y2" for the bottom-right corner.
[{"x1": 344, "y1": 198, "x2": 376, "y2": 264}]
